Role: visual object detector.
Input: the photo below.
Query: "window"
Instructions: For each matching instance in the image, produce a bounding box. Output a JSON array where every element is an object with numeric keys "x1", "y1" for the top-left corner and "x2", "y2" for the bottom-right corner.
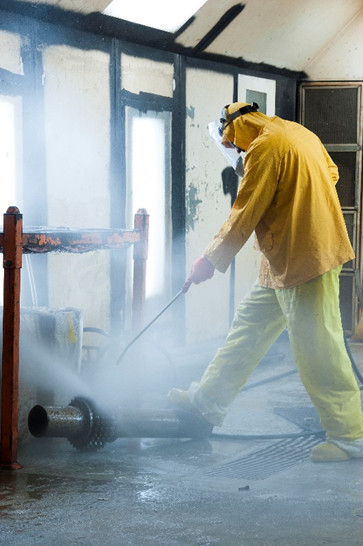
[
  {"x1": 125, "y1": 106, "x2": 172, "y2": 312},
  {"x1": 104, "y1": 0, "x2": 207, "y2": 32},
  {"x1": 0, "y1": 95, "x2": 22, "y2": 215},
  {"x1": 0, "y1": 95, "x2": 23, "y2": 304}
]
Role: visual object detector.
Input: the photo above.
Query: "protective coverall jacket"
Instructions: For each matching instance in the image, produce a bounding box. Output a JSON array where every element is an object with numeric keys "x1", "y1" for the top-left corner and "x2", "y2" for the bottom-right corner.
[{"x1": 204, "y1": 104, "x2": 354, "y2": 288}]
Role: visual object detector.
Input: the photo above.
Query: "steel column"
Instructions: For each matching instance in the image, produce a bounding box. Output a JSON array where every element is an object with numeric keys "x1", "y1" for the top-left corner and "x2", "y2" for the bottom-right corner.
[
  {"x1": 132, "y1": 208, "x2": 149, "y2": 333},
  {"x1": 0, "y1": 207, "x2": 147, "y2": 468},
  {"x1": 0, "y1": 207, "x2": 23, "y2": 469}
]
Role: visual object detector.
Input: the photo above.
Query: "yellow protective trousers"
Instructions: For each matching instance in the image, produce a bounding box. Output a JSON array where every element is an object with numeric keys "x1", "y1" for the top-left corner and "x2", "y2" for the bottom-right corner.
[{"x1": 190, "y1": 266, "x2": 363, "y2": 440}]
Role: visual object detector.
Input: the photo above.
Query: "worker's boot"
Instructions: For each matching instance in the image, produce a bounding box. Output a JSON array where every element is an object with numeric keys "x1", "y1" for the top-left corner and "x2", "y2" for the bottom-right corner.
[
  {"x1": 167, "y1": 388, "x2": 214, "y2": 437},
  {"x1": 310, "y1": 442, "x2": 350, "y2": 462},
  {"x1": 311, "y1": 437, "x2": 363, "y2": 462}
]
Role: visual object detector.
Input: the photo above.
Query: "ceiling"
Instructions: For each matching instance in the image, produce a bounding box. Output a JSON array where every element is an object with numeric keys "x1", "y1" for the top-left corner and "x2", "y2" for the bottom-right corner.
[{"x1": 5, "y1": 0, "x2": 363, "y2": 77}]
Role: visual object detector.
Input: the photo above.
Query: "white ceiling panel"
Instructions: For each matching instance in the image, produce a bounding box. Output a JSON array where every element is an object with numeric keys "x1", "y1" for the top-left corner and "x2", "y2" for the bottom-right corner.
[
  {"x1": 199, "y1": 0, "x2": 363, "y2": 71},
  {"x1": 8, "y1": 0, "x2": 363, "y2": 77}
]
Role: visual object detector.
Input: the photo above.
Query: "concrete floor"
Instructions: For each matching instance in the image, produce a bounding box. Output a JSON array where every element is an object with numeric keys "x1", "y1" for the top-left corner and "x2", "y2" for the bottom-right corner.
[{"x1": 1, "y1": 337, "x2": 363, "y2": 545}]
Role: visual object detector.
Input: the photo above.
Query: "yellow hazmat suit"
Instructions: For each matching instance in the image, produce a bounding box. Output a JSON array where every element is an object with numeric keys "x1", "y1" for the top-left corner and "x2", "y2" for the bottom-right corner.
[
  {"x1": 175, "y1": 103, "x2": 363, "y2": 458},
  {"x1": 204, "y1": 105, "x2": 354, "y2": 287}
]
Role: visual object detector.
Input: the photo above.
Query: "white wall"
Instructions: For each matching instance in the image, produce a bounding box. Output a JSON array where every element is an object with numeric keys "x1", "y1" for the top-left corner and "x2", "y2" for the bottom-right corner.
[
  {"x1": 42, "y1": 45, "x2": 112, "y2": 332},
  {"x1": 185, "y1": 67, "x2": 256, "y2": 344},
  {"x1": 121, "y1": 54, "x2": 174, "y2": 98},
  {"x1": 0, "y1": 30, "x2": 23, "y2": 74},
  {"x1": 305, "y1": 9, "x2": 363, "y2": 81}
]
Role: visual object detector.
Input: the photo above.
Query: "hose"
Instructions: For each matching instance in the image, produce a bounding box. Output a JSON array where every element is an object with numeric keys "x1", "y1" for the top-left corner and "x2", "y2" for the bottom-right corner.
[
  {"x1": 212, "y1": 430, "x2": 325, "y2": 440},
  {"x1": 344, "y1": 335, "x2": 363, "y2": 390}
]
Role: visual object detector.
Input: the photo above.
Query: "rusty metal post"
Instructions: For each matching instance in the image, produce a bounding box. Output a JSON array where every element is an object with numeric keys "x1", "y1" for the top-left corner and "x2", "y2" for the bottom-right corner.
[
  {"x1": 0, "y1": 207, "x2": 22, "y2": 470},
  {"x1": 132, "y1": 209, "x2": 149, "y2": 333}
]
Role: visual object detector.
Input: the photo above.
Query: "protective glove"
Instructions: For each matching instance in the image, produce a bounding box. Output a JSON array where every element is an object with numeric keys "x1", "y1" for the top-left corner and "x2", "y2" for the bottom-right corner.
[{"x1": 182, "y1": 255, "x2": 215, "y2": 292}]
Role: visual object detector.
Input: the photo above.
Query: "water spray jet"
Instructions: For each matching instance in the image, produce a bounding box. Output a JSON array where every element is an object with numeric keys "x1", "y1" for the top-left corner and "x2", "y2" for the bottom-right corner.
[{"x1": 27, "y1": 284, "x2": 197, "y2": 451}]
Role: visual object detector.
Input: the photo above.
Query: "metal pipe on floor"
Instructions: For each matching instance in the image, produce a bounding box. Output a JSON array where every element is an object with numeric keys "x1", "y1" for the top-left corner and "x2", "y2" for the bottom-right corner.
[{"x1": 28, "y1": 396, "x2": 212, "y2": 450}]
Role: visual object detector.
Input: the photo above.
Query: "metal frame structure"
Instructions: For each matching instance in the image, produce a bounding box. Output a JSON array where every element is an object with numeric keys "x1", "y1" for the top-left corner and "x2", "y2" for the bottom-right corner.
[
  {"x1": 300, "y1": 82, "x2": 363, "y2": 335},
  {"x1": 0, "y1": 206, "x2": 149, "y2": 469}
]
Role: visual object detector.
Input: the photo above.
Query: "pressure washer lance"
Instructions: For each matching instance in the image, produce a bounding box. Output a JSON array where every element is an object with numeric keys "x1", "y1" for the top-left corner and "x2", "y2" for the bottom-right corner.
[{"x1": 116, "y1": 280, "x2": 192, "y2": 365}]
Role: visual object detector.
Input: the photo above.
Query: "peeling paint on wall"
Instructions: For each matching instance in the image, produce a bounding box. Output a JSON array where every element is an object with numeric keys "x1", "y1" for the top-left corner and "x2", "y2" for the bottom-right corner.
[
  {"x1": 185, "y1": 184, "x2": 202, "y2": 231},
  {"x1": 186, "y1": 105, "x2": 195, "y2": 120}
]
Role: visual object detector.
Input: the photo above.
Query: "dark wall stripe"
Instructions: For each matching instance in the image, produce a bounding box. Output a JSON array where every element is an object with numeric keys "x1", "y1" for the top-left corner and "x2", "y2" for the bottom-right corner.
[{"x1": 171, "y1": 54, "x2": 187, "y2": 343}]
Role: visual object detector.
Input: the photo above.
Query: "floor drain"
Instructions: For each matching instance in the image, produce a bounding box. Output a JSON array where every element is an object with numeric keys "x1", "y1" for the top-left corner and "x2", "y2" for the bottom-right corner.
[{"x1": 205, "y1": 435, "x2": 322, "y2": 480}]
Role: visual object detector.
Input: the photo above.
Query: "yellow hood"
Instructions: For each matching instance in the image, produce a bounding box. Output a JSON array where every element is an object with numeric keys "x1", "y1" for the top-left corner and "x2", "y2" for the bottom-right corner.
[{"x1": 223, "y1": 102, "x2": 273, "y2": 151}]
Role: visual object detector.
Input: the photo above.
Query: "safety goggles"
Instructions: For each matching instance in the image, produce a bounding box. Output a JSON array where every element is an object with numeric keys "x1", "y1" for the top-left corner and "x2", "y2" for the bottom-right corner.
[{"x1": 218, "y1": 102, "x2": 259, "y2": 136}]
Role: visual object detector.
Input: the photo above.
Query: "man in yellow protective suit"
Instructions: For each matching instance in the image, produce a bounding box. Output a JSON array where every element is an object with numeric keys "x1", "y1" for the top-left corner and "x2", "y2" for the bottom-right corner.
[{"x1": 168, "y1": 102, "x2": 363, "y2": 462}]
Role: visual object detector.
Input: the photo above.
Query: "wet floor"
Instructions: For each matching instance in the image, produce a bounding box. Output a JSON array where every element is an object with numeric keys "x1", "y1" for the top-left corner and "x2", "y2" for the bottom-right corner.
[{"x1": 1, "y1": 339, "x2": 363, "y2": 545}]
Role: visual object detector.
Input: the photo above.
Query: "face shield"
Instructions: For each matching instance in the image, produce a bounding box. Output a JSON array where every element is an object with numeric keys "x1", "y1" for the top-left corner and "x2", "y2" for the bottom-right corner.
[
  {"x1": 208, "y1": 120, "x2": 244, "y2": 178},
  {"x1": 208, "y1": 103, "x2": 259, "y2": 178}
]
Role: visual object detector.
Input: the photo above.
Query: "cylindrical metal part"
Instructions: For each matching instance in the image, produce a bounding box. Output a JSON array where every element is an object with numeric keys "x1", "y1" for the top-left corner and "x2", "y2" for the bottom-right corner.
[
  {"x1": 28, "y1": 404, "x2": 88, "y2": 438},
  {"x1": 28, "y1": 397, "x2": 212, "y2": 450},
  {"x1": 113, "y1": 408, "x2": 211, "y2": 439}
]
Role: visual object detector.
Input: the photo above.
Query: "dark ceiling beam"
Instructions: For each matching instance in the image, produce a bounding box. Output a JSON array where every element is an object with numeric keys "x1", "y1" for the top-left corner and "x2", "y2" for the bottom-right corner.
[
  {"x1": 172, "y1": 15, "x2": 196, "y2": 39},
  {"x1": 191, "y1": 3, "x2": 244, "y2": 55}
]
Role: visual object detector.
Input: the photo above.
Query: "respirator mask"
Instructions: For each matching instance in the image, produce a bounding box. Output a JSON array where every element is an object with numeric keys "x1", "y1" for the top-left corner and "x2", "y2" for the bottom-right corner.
[{"x1": 208, "y1": 102, "x2": 259, "y2": 178}]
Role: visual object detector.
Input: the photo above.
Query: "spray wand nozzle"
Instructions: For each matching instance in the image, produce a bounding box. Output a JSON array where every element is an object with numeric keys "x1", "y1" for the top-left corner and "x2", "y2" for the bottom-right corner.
[
  {"x1": 115, "y1": 281, "x2": 191, "y2": 366},
  {"x1": 181, "y1": 279, "x2": 192, "y2": 293}
]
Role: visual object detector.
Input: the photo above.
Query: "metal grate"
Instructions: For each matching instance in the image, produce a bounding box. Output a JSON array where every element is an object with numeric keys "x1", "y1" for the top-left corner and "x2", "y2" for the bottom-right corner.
[
  {"x1": 205, "y1": 435, "x2": 322, "y2": 480},
  {"x1": 303, "y1": 87, "x2": 359, "y2": 144},
  {"x1": 333, "y1": 152, "x2": 357, "y2": 208}
]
